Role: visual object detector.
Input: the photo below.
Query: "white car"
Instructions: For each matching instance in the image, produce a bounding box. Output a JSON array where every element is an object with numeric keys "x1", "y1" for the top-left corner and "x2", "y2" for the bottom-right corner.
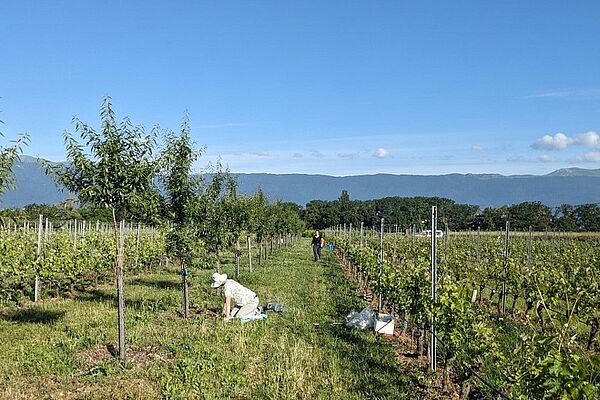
[{"x1": 419, "y1": 229, "x2": 444, "y2": 238}]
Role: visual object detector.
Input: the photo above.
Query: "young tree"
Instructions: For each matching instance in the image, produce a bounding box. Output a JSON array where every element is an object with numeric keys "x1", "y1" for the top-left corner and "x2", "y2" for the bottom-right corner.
[
  {"x1": 0, "y1": 115, "x2": 29, "y2": 197},
  {"x1": 247, "y1": 189, "x2": 269, "y2": 264},
  {"x1": 161, "y1": 115, "x2": 201, "y2": 318},
  {"x1": 338, "y1": 190, "x2": 359, "y2": 226},
  {"x1": 220, "y1": 176, "x2": 249, "y2": 277},
  {"x1": 196, "y1": 163, "x2": 231, "y2": 271},
  {"x1": 48, "y1": 97, "x2": 159, "y2": 360},
  {"x1": 270, "y1": 200, "x2": 304, "y2": 244}
]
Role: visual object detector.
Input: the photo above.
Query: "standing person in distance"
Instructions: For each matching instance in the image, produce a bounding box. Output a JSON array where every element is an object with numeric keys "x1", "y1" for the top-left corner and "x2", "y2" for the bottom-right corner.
[{"x1": 311, "y1": 229, "x2": 324, "y2": 261}]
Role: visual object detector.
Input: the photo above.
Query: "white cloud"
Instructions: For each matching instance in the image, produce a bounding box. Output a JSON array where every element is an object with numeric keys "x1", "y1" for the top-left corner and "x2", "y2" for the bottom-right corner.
[
  {"x1": 581, "y1": 152, "x2": 600, "y2": 162},
  {"x1": 292, "y1": 153, "x2": 303, "y2": 158},
  {"x1": 253, "y1": 151, "x2": 270, "y2": 157},
  {"x1": 537, "y1": 154, "x2": 556, "y2": 163},
  {"x1": 337, "y1": 152, "x2": 360, "y2": 159},
  {"x1": 525, "y1": 89, "x2": 600, "y2": 99},
  {"x1": 373, "y1": 148, "x2": 390, "y2": 158},
  {"x1": 470, "y1": 145, "x2": 484, "y2": 152},
  {"x1": 197, "y1": 122, "x2": 253, "y2": 129},
  {"x1": 507, "y1": 155, "x2": 557, "y2": 163},
  {"x1": 573, "y1": 131, "x2": 600, "y2": 149},
  {"x1": 531, "y1": 133, "x2": 572, "y2": 150},
  {"x1": 310, "y1": 150, "x2": 325, "y2": 158},
  {"x1": 507, "y1": 155, "x2": 528, "y2": 162}
]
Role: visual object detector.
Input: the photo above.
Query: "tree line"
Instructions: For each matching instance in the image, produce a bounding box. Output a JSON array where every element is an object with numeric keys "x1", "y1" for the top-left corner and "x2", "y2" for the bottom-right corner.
[
  {"x1": 4, "y1": 190, "x2": 600, "y2": 234},
  {"x1": 304, "y1": 190, "x2": 600, "y2": 232}
]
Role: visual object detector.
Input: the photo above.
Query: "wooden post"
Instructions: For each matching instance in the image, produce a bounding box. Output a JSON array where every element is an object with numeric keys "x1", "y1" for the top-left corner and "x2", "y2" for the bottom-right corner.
[
  {"x1": 182, "y1": 258, "x2": 189, "y2": 319},
  {"x1": 378, "y1": 217, "x2": 384, "y2": 311},
  {"x1": 135, "y1": 222, "x2": 140, "y2": 269},
  {"x1": 117, "y1": 219, "x2": 126, "y2": 360},
  {"x1": 247, "y1": 236, "x2": 253, "y2": 272},
  {"x1": 34, "y1": 214, "x2": 43, "y2": 302},
  {"x1": 73, "y1": 219, "x2": 77, "y2": 250},
  {"x1": 235, "y1": 240, "x2": 240, "y2": 277},
  {"x1": 527, "y1": 226, "x2": 533, "y2": 268},
  {"x1": 360, "y1": 221, "x2": 364, "y2": 247},
  {"x1": 501, "y1": 221, "x2": 510, "y2": 314}
]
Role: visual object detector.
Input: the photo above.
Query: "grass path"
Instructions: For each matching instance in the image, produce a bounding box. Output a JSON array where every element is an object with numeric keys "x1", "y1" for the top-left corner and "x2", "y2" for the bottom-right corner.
[{"x1": 0, "y1": 240, "x2": 413, "y2": 399}]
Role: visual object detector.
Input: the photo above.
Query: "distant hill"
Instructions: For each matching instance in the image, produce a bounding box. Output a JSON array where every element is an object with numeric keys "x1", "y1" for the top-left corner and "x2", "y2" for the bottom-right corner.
[
  {"x1": 1, "y1": 156, "x2": 599, "y2": 208},
  {"x1": 0, "y1": 156, "x2": 71, "y2": 208},
  {"x1": 546, "y1": 167, "x2": 600, "y2": 177},
  {"x1": 232, "y1": 171, "x2": 600, "y2": 208}
]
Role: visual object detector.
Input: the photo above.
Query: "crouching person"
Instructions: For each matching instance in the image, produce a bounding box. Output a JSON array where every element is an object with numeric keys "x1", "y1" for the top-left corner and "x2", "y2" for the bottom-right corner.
[{"x1": 211, "y1": 273, "x2": 259, "y2": 320}]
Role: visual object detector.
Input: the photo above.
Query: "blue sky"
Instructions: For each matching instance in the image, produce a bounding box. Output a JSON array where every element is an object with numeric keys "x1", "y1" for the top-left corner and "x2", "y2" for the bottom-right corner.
[{"x1": 1, "y1": 1, "x2": 600, "y2": 176}]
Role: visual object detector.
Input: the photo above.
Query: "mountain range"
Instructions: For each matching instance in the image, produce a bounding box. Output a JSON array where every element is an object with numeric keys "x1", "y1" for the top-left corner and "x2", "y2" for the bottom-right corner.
[{"x1": 1, "y1": 156, "x2": 599, "y2": 209}]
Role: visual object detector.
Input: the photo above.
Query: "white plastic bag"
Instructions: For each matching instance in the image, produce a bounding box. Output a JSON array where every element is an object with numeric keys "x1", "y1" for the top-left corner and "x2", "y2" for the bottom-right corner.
[{"x1": 345, "y1": 307, "x2": 375, "y2": 329}]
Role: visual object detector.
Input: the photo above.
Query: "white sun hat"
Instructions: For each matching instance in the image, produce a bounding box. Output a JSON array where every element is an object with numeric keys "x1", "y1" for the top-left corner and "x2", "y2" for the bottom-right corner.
[{"x1": 211, "y1": 273, "x2": 227, "y2": 288}]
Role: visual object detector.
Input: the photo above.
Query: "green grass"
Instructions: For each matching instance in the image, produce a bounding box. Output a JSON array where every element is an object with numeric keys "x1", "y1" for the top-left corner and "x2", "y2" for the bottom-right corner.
[{"x1": 0, "y1": 240, "x2": 413, "y2": 399}]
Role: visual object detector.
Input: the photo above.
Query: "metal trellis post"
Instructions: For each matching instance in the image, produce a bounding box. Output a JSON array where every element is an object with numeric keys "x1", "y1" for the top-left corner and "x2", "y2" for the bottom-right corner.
[{"x1": 430, "y1": 206, "x2": 437, "y2": 372}]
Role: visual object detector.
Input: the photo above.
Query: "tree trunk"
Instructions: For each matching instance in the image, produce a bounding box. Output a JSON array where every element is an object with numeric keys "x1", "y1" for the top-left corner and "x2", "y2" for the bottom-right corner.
[
  {"x1": 181, "y1": 258, "x2": 189, "y2": 319},
  {"x1": 235, "y1": 241, "x2": 240, "y2": 277},
  {"x1": 418, "y1": 329, "x2": 425, "y2": 356},
  {"x1": 247, "y1": 236, "x2": 253, "y2": 273},
  {"x1": 587, "y1": 320, "x2": 599, "y2": 351},
  {"x1": 112, "y1": 209, "x2": 126, "y2": 361},
  {"x1": 460, "y1": 380, "x2": 471, "y2": 400},
  {"x1": 536, "y1": 303, "x2": 545, "y2": 332},
  {"x1": 478, "y1": 284, "x2": 484, "y2": 304},
  {"x1": 525, "y1": 300, "x2": 534, "y2": 316},
  {"x1": 443, "y1": 357, "x2": 453, "y2": 390},
  {"x1": 496, "y1": 286, "x2": 503, "y2": 313},
  {"x1": 511, "y1": 295, "x2": 519, "y2": 314},
  {"x1": 258, "y1": 242, "x2": 262, "y2": 264},
  {"x1": 414, "y1": 328, "x2": 420, "y2": 354}
]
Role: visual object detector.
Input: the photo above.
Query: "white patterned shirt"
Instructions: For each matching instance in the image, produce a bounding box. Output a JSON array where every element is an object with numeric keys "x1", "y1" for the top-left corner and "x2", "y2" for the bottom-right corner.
[{"x1": 223, "y1": 280, "x2": 257, "y2": 306}]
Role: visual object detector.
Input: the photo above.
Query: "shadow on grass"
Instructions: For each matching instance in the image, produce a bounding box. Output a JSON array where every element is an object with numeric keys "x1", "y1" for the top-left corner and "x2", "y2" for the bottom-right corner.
[
  {"x1": 129, "y1": 277, "x2": 181, "y2": 290},
  {"x1": 317, "y1": 256, "x2": 411, "y2": 398},
  {"x1": 75, "y1": 288, "x2": 178, "y2": 313},
  {"x1": 0, "y1": 307, "x2": 65, "y2": 324},
  {"x1": 76, "y1": 289, "x2": 115, "y2": 303}
]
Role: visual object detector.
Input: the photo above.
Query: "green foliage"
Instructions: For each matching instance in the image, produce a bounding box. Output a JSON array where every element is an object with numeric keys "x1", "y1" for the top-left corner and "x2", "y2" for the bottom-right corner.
[
  {"x1": 161, "y1": 114, "x2": 201, "y2": 263},
  {"x1": 0, "y1": 241, "x2": 416, "y2": 399},
  {"x1": 195, "y1": 164, "x2": 237, "y2": 259},
  {"x1": 47, "y1": 96, "x2": 160, "y2": 222},
  {"x1": 509, "y1": 333, "x2": 599, "y2": 399},
  {"x1": 269, "y1": 200, "x2": 304, "y2": 237},
  {"x1": 247, "y1": 189, "x2": 269, "y2": 242},
  {"x1": 0, "y1": 228, "x2": 166, "y2": 305},
  {"x1": 305, "y1": 193, "x2": 479, "y2": 230},
  {"x1": 0, "y1": 202, "x2": 113, "y2": 223},
  {"x1": 305, "y1": 193, "x2": 600, "y2": 232},
  {"x1": 0, "y1": 114, "x2": 29, "y2": 196},
  {"x1": 331, "y1": 229, "x2": 600, "y2": 397},
  {"x1": 219, "y1": 174, "x2": 249, "y2": 248}
]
